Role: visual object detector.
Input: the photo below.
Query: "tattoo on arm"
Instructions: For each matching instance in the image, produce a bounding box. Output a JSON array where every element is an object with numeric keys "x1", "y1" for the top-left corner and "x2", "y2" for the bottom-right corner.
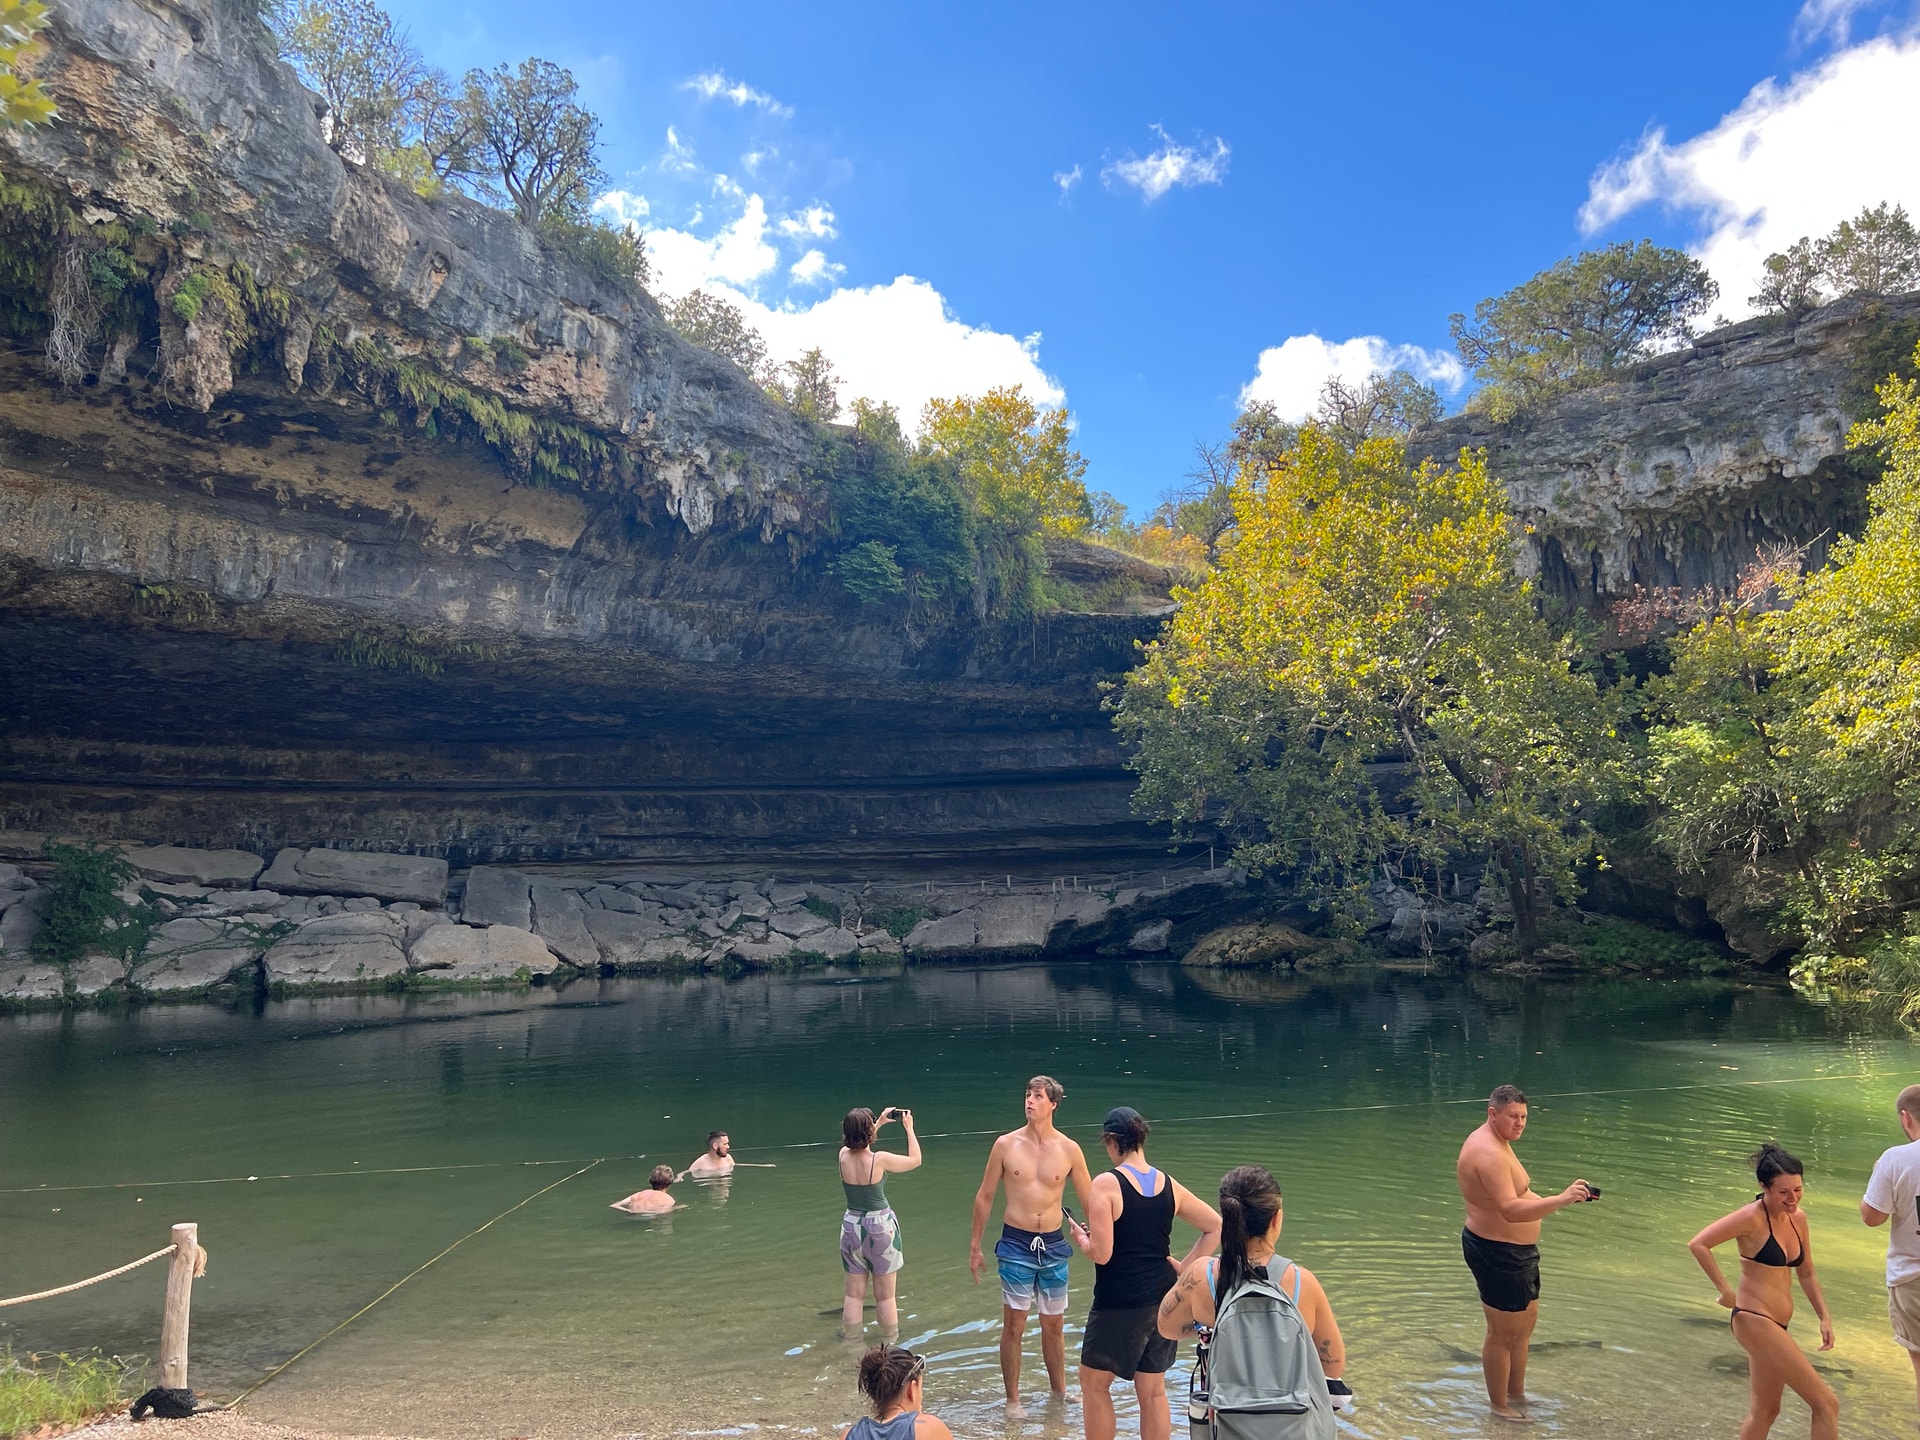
[{"x1": 1317, "y1": 1339, "x2": 1335, "y2": 1362}]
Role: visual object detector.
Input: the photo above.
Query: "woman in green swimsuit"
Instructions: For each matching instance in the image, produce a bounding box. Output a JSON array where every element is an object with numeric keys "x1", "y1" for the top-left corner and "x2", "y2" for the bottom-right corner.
[{"x1": 840, "y1": 1106, "x2": 922, "y2": 1336}]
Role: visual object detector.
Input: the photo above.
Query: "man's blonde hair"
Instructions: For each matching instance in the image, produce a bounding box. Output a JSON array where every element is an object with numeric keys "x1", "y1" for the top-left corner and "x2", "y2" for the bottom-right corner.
[
  {"x1": 1027, "y1": 1075, "x2": 1064, "y2": 1104},
  {"x1": 1897, "y1": 1085, "x2": 1920, "y2": 1122}
]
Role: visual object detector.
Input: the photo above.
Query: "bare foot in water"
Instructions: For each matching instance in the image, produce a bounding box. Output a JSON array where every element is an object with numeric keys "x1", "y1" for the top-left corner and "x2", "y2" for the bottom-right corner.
[
  {"x1": 1005, "y1": 1400, "x2": 1030, "y2": 1421},
  {"x1": 1491, "y1": 1404, "x2": 1533, "y2": 1424},
  {"x1": 1052, "y1": 1389, "x2": 1080, "y2": 1406}
]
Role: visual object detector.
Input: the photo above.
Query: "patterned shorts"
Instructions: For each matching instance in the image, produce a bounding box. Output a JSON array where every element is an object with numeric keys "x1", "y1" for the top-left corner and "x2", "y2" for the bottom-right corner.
[{"x1": 841, "y1": 1207, "x2": 905, "y2": 1275}]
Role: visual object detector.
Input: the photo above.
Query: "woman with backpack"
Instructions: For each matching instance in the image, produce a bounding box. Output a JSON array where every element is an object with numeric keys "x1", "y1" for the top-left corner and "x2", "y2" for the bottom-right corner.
[
  {"x1": 1156, "y1": 1164, "x2": 1348, "y2": 1440},
  {"x1": 840, "y1": 1344, "x2": 954, "y2": 1440}
]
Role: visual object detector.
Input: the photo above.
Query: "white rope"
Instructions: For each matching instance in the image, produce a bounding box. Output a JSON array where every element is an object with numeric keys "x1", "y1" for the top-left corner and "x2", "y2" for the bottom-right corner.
[{"x1": 0, "y1": 1245, "x2": 178, "y2": 1308}]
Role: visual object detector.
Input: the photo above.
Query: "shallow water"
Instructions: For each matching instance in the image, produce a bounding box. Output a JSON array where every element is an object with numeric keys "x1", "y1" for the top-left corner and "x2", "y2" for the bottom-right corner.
[{"x1": 5, "y1": 964, "x2": 1920, "y2": 1439}]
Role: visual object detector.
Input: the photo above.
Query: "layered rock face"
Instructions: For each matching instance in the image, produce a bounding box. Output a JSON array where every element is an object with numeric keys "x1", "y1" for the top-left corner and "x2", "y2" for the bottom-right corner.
[{"x1": 1411, "y1": 295, "x2": 1920, "y2": 605}]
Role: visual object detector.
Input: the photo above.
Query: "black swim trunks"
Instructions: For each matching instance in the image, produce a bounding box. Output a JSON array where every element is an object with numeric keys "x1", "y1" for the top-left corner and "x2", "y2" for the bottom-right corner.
[
  {"x1": 1461, "y1": 1227, "x2": 1540, "y2": 1312},
  {"x1": 1080, "y1": 1302, "x2": 1177, "y2": 1379}
]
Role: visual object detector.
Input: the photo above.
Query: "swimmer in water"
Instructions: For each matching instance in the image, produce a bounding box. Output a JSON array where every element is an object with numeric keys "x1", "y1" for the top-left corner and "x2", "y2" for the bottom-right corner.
[
  {"x1": 681, "y1": 1131, "x2": 736, "y2": 1179},
  {"x1": 611, "y1": 1164, "x2": 683, "y2": 1215},
  {"x1": 1689, "y1": 1142, "x2": 1838, "y2": 1440}
]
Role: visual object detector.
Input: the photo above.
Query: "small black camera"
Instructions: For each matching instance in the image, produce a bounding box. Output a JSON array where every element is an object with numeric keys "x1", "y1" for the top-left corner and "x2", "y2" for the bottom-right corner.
[
  {"x1": 1585, "y1": 1185, "x2": 1602, "y2": 1201},
  {"x1": 882, "y1": 1107, "x2": 902, "y2": 1120}
]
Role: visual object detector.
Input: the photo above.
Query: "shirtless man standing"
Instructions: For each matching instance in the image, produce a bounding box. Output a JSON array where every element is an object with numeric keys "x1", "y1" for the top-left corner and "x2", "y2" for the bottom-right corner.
[
  {"x1": 969, "y1": 1075, "x2": 1097, "y2": 1418},
  {"x1": 1456, "y1": 1084, "x2": 1593, "y2": 1424},
  {"x1": 681, "y1": 1131, "x2": 735, "y2": 1179}
]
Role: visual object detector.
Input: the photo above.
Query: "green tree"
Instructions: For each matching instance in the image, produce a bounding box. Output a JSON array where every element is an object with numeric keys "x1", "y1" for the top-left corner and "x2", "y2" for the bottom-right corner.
[
  {"x1": 1451, "y1": 240, "x2": 1718, "y2": 418},
  {"x1": 1819, "y1": 202, "x2": 1920, "y2": 298},
  {"x1": 664, "y1": 289, "x2": 768, "y2": 380},
  {"x1": 1114, "y1": 429, "x2": 1625, "y2": 949},
  {"x1": 772, "y1": 346, "x2": 841, "y2": 423},
  {"x1": 453, "y1": 59, "x2": 603, "y2": 227},
  {"x1": 1649, "y1": 341, "x2": 1920, "y2": 1001},
  {"x1": 0, "y1": 0, "x2": 56, "y2": 128},
  {"x1": 1315, "y1": 369, "x2": 1444, "y2": 446},
  {"x1": 1750, "y1": 236, "x2": 1824, "y2": 314},
  {"x1": 270, "y1": 0, "x2": 433, "y2": 167}
]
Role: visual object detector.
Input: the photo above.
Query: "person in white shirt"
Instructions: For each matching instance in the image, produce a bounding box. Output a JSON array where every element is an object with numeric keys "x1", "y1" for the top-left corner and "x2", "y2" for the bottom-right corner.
[{"x1": 1862, "y1": 1083, "x2": 1920, "y2": 1416}]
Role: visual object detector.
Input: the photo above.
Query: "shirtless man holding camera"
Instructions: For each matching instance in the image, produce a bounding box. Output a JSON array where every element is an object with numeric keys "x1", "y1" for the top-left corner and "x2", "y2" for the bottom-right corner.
[
  {"x1": 1456, "y1": 1083, "x2": 1595, "y2": 1423},
  {"x1": 969, "y1": 1076, "x2": 1096, "y2": 1418}
]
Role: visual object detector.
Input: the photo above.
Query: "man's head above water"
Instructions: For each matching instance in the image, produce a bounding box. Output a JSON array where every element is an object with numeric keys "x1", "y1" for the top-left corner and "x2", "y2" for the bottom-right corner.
[{"x1": 706, "y1": 1130, "x2": 730, "y2": 1157}]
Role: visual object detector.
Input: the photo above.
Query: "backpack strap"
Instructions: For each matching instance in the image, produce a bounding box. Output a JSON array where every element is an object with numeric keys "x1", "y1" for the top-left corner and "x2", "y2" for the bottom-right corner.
[{"x1": 1271, "y1": 1254, "x2": 1302, "y2": 1303}]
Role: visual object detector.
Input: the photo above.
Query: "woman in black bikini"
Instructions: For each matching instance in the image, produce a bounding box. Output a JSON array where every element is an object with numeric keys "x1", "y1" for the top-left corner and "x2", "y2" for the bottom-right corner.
[{"x1": 1688, "y1": 1143, "x2": 1839, "y2": 1440}]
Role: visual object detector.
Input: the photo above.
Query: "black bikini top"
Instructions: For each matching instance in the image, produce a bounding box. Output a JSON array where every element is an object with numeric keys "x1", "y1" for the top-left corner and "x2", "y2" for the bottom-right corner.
[{"x1": 1749, "y1": 1197, "x2": 1804, "y2": 1268}]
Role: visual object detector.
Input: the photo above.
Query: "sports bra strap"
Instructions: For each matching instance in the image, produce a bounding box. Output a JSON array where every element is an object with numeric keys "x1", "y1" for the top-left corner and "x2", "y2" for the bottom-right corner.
[{"x1": 1204, "y1": 1257, "x2": 1301, "y2": 1301}]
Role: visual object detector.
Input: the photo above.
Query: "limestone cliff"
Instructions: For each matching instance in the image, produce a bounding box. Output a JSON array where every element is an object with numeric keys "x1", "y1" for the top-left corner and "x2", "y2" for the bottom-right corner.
[{"x1": 1411, "y1": 294, "x2": 1920, "y2": 606}]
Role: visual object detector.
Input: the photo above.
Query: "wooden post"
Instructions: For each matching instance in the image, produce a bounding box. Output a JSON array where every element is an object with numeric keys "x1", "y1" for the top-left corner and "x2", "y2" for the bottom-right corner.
[{"x1": 158, "y1": 1223, "x2": 198, "y2": 1390}]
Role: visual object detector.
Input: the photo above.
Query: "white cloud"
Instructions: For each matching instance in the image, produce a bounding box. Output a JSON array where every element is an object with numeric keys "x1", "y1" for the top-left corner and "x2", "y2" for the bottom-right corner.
[
  {"x1": 1102, "y1": 126, "x2": 1230, "y2": 202},
  {"x1": 646, "y1": 193, "x2": 781, "y2": 291},
  {"x1": 1580, "y1": 34, "x2": 1920, "y2": 316},
  {"x1": 1793, "y1": 0, "x2": 1879, "y2": 44},
  {"x1": 683, "y1": 71, "x2": 794, "y2": 119},
  {"x1": 591, "y1": 189, "x2": 650, "y2": 227},
  {"x1": 789, "y1": 249, "x2": 845, "y2": 287},
  {"x1": 777, "y1": 204, "x2": 837, "y2": 240},
  {"x1": 660, "y1": 126, "x2": 699, "y2": 174},
  {"x1": 1238, "y1": 335, "x2": 1466, "y2": 421},
  {"x1": 741, "y1": 147, "x2": 773, "y2": 175},
  {"x1": 1054, "y1": 164, "x2": 1083, "y2": 197}
]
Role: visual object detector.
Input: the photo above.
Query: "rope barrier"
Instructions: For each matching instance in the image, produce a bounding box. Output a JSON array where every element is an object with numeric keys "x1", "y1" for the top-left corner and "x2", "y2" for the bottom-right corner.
[
  {"x1": 213, "y1": 1156, "x2": 604, "y2": 1409},
  {"x1": 0, "y1": 1244, "x2": 181, "y2": 1309},
  {"x1": 0, "y1": 1154, "x2": 648, "y2": 1197}
]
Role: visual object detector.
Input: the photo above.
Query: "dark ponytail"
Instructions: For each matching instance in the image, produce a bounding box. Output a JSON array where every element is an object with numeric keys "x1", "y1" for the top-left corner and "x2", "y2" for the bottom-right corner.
[
  {"x1": 1215, "y1": 1164, "x2": 1283, "y2": 1308},
  {"x1": 856, "y1": 1344, "x2": 922, "y2": 1415},
  {"x1": 1752, "y1": 1142, "x2": 1804, "y2": 1189}
]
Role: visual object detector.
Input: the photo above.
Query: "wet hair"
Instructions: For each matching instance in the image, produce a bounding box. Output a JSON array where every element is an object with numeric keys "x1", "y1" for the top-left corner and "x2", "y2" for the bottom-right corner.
[
  {"x1": 1102, "y1": 1106, "x2": 1150, "y2": 1154},
  {"x1": 648, "y1": 1164, "x2": 675, "y2": 1190},
  {"x1": 707, "y1": 1130, "x2": 728, "y2": 1149},
  {"x1": 856, "y1": 1344, "x2": 924, "y2": 1414},
  {"x1": 1027, "y1": 1075, "x2": 1064, "y2": 1105},
  {"x1": 1488, "y1": 1084, "x2": 1527, "y2": 1110},
  {"x1": 843, "y1": 1108, "x2": 877, "y2": 1151},
  {"x1": 1752, "y1": 1142, "x2": 1804, "y2": 1189},
  {"x1": 1899, "y1": 1085, "x2": 1920, "y2": 1122},
  {"x1": 1215, "y1": 1164, "x2": 1283, "y2": 1309}
]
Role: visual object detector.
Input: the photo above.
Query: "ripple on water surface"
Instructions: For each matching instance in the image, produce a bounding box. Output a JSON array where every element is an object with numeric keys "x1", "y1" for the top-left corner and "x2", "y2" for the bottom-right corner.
[{"x1": 3, "y1": 968, "x2": 1920, "y2": 1438}]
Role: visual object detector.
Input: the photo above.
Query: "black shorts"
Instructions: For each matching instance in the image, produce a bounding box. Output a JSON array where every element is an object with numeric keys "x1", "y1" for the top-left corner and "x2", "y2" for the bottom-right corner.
[
  {"x1": 1462, "y1": 1227, "x2": 1540, "y2": 1313},
  {"x1": 1081, "y1": 1303, "x2": 1177, "y2": 1379}
]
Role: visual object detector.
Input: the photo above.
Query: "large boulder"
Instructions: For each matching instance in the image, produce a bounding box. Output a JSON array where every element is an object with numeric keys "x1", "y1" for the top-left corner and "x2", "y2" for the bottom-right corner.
[
  {"x1": 0, "y1": 959, "x2": 64, "y2": 1001},
  {"x1": 263, "y1": 912, "x2": 410, "y2": 984},
  {"x1": 903, "y1": 910, "x2": 978, "y2": 957},
  {"x1": 134, "y1": 917, "x2": 265, "y2": 991},
  {"x1": 462, "y1": 866, "x2": 534, "y2": 929},
  {"x1": 260, "y1": 848, "x2": 448, "y2": 906},
  {"x1": 974, "y1": 895, "x2": 1056, "y2": 952},
  {"x1": 805, "y1": 927, "x2": 861, "y2": 959},
  {"x1": 583, "y1": 907, "x2": 670, "y2": 965},
  {"x1": 768, "y1": 907, "x2": 831, "y2": 939},
  {"x1": 70, "y1": 954, "x2": 126, "y2": 996},
  {"x1": 1705, "y1": 857, "x2": 1803, "y2": 963},
  {"x1": 122, "y1": 846, "x2": 266, "y2": 889},
  {"x1": 531, "y1": 884, "x2": 600, "y2": 966},
  {"x1": 1182, "y1": 922, "x2": 1322, "y2": 968},
  {"x1": 0, "y1": 888, "x2": 48, "y2": 955},
  {"x1": 408, "y1": 924, "x2": 561, "y2": 979}
]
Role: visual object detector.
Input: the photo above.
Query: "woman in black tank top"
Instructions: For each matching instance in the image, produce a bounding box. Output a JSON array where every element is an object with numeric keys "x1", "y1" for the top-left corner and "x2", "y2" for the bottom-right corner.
[{"x1": 1077, "y1": 1107, "x2": 1222, "y2": 1440}]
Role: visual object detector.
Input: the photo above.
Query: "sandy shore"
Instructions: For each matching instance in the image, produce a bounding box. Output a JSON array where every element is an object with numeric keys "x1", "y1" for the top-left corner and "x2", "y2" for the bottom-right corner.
[{"x1": 70, "y1": 1412, "x2": 422, "y2": 1440}]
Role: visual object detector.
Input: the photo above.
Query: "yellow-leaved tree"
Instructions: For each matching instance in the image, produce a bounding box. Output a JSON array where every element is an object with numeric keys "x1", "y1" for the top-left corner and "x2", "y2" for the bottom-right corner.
[
  {"x1": 1114, "y1": 428, "x2": 1626, "y2": 951},
  {"x1": 1, "y1": 0, "x2": 58, "y2": 128}
]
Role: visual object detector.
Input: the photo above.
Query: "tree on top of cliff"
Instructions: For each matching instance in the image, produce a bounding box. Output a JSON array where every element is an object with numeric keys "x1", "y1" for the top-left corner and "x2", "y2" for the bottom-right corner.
[
  {"x1": 665, "y1": 289, "x2": 772, "y2": 384},
  {"x1": 1112, "y1": 428, "x2": 1628, "y2": 952},
  {"x1": 0, "y1": 0, "x2": 57, "y2": 128},
  {"x1": 269, "y1": 0, "x2": 435, "y2": 169},
  {"x1": 451, "y1": 59, "x2": 604, "y2": 228},
  {"x1": 1752, "y1": 203, "x2": 1920, "y2": 315},
  {"x1": 772, "y1": 347, "x2": 842, "y2": 424},
  {"x1": 1451, "y1": 240, "x2": 1717, "y2": 419}
]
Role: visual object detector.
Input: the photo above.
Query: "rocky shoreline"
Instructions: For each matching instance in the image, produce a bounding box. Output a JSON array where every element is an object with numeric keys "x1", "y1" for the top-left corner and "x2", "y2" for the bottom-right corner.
[{"x1": 0, "y1": 836, "x2": 1262, "y2": 1009}]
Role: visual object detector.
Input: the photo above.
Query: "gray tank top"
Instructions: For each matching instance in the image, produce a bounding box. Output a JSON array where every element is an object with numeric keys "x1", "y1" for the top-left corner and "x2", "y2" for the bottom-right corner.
[{"x1": 847, "y1": 1413, "x2": 917, "y2": 1440}]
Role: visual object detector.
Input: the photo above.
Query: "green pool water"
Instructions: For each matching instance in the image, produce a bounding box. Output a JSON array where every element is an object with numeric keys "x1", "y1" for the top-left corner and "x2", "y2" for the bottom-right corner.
[{"x1": 5, "y1": 963, "x2": 1920, "y2": 1440}]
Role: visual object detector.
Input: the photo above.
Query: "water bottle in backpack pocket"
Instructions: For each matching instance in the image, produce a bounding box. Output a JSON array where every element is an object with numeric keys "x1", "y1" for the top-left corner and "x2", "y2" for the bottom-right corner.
[{"x1": 1199, "y1": 1256, "x2": 1335, "y2": 1440}]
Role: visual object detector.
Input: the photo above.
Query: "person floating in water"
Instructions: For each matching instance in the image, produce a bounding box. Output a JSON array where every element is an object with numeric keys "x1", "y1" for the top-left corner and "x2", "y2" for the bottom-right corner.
[
  {"x1": 840, "y1": 1105, "x2": 923, "y2": 1338},
  {"x1": 1077, "y1": 1106, "x2": 1220, "y2": 1440},
  {"x1": 840, "y1": 1344, "x2": 953, "y2": 1440},
  {"x1": 969, "y1": 1074, "x2": 1096, "y2": 1419},
  {"x1": 611, "y1": 1164, "x2": 683, "y2": 1215},
  {"x1": 681, "y1": 1131, "x2": 736, "y2": 1180},
  {"x1": 1455, "y1": 1084, "x2": 1593, "y2": 1424},
  {"x1": 1691, "y1": 1143, "x2": 1838, "y2": 1440},
  {"x1": 1862, "y1": 1084, "x2": 1920, "y2": 1421}
]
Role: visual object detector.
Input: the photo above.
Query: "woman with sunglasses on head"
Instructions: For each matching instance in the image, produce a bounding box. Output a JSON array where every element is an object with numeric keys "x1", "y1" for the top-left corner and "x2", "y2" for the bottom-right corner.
[
  {"x1": 1688, "y1": 1142, "x2": 1839, "y2": 1440},
  {"x1": 842, "y1": 1345, "x2": 953, "y2": 1440}
]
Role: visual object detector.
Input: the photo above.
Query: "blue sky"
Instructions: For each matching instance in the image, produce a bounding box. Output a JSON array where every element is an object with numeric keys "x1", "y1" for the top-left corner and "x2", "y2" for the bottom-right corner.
[{"x1": 389, "y1": 0, "x2": 1920, "y2": 515}]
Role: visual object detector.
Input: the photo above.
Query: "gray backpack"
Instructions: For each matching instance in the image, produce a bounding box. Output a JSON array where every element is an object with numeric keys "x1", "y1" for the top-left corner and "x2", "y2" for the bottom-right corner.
[{"x1": 1188, "y1": 1258, "x2": 1334, "y2": 1440}]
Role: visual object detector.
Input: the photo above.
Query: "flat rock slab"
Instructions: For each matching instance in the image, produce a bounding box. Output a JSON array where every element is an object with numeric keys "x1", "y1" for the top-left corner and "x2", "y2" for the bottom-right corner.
[
  {"x1": 462, "y1": 866, "x2": 533, "y2": 929},
  {"x1": 0, "y1": 960, "x2": 64, "y2": 1000},
  {"x1": 583, "y1": 908, "x2": 670, "y2": 964},
  {"x1": 262, "y1": 848, "x2": 448, "y2": 906},
  {"x1": 904, "y1": 910, "x2": 977, "y2": 956},
  {"x1": 768, "y1": 908, "x2": 831, "y2": 939},
  {"x1": 71, "y1": 954, "x2": 127, "y2": 996},
  {"x1": 530, "y1": 884, "x2": 599, "y2": 967},
  {"x1": 123, "y1": 845, "x2": 265, "y2": 888},
  {"x1": 807, "y1": 926, "x2": 860, "y2": 959},
  {"x1": 264, "y1": 911, "x2": 410, "y2": 984},
  {"x1": 408, "y1": 923, "x2": 560, "y2": 979},
  {"x1": 135, "y1": 917, "x2": 264, "y2": 991}
]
